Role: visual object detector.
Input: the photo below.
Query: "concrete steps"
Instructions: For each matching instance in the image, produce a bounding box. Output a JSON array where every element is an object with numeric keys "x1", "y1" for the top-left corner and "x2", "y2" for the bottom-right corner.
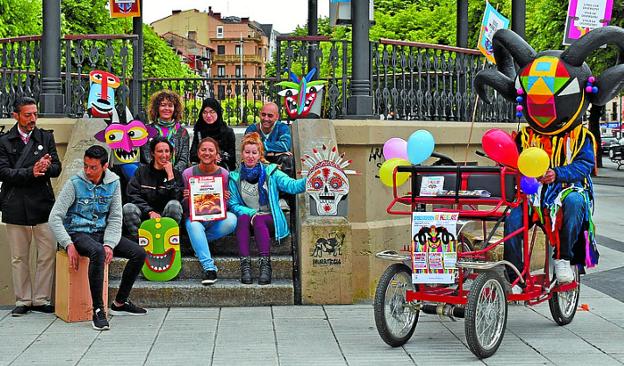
[{"x1": 179, "y1": 235, "x2": 293, "y2": 257}]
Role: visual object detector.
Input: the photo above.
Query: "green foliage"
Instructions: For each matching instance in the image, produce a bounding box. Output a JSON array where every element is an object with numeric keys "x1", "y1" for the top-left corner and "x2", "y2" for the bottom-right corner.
[
  {"x1": 0, "y1": 0, "x2": 41, "y2": 37},
  {"x1": 220, "y1": 96, "x2": 262, "y2": 125}
]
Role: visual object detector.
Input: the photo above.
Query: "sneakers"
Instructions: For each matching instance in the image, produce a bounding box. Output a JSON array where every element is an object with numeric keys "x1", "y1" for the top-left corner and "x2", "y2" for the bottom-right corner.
[
  {"x1": 110, "y1": 300, "x2": 147, "y2": 316},
  {"x1": 92, "y1": 308, "x2": 110, "y2": 331},
  {"x1": 202, "y1": 270, "x2": 218, "y2": 285},
  {"x1": 11, "y1": 305, "x2": 30, "y2": 317},
  {"x1": 554, "y1": 259, "x2": 574, "y2": 284},
  {"x1": 31, "y1": 304, "x2": 55, "y2": 314}
]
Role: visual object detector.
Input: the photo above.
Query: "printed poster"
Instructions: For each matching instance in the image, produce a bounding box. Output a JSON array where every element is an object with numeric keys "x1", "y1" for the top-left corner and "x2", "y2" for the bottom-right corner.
[
  {"x1": 477, "y1": 2, "x2": 510, "y2": 64},
  {"x1": 189, "y1": 176, "x2": 226, "y2": 222},
  {"x1": 110, "y1": 0, "x2": 141, "y2": 18},
  {"x1": 411, "y1": 212, "x2": 459, "y2": 284},
  {"x1": 563, "y1": 0, "x2": 613, "y2": 45},
  {"x1": 420, "y1": 176, "x2": 444, "y2": 196}
]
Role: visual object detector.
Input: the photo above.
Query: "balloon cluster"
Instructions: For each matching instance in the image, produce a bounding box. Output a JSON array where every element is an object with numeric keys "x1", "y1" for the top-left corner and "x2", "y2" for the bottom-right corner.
[
  {"x1": 481, "y1": 128, "x2": 550, "y2": 195},
  {"x1": 378, "y1": 130, "x2": 435, "y2": 187}
]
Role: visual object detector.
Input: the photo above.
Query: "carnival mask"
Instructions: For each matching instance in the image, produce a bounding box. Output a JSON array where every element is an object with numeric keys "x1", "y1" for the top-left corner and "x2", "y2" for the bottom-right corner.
[
  {"x1": 87, "y1": 70, "x2": 121, "y2": 118},
  {"x1": 139, "y1": 217, "x2": 181, "y2": 281},
  {"x1": 276, "y1": 68, "x2": 326, "y2": 119}
]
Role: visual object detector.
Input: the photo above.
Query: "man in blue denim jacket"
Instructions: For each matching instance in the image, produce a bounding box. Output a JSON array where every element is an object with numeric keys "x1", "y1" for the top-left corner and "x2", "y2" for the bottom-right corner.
[{"x1": 49, "y1": 145, "x2": 147, "y2": 331}]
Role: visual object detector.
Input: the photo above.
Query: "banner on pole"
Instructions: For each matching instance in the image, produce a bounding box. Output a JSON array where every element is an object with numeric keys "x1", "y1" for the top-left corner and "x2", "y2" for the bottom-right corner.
[
  {"x1": 563, "y1": 0, "x2": 613, "y2": 45},
  {"x1": 110, "y1": 0, "x2": 141, "y2": 18},
  {"x1": 477, "y1": 2, "x2": 510, "y2": 64}
]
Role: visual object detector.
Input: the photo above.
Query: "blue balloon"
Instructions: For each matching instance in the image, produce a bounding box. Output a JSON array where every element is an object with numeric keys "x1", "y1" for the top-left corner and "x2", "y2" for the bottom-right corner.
[
  {"x1": 407, "y1": 130, "x2": 435, "y2": 164},
  {"x1": 520, "y1": 176, "x2": 540, "y2": 195}
]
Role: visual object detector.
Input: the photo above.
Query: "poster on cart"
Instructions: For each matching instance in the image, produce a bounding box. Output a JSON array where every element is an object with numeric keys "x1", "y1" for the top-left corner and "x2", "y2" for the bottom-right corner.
[
  {"x1": 189, "y1": 176, "x2": 226, "y2": 222},
  {"x1": 411, "y1": 212, "x2": 459, "y2": 284}
]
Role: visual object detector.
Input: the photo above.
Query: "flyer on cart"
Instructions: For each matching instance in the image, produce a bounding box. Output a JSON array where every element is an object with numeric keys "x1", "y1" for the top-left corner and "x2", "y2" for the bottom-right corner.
[
  {"x1": 411, "y1": 212, "x2": 459, "y2": 284},
  {"x1": 189, "y1": 176, "x2": 226, "y2": 222}
]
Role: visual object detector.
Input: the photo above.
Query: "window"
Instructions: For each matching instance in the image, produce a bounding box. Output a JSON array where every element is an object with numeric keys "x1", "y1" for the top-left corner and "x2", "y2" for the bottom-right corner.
[
  {"x1": 235, "y1": 65, "x2": 241, "y2": 77},
  {"x1": 216, "y1": 26, "x2": 224, "y2": 38},
  {"x1": 217, "y1": 65, "x2": 225, "y2": 77},
  {"x1": 217, "y1": 45, "x2": 225, "y2": 55},
  {"x1": 235, "y1": 45, "x2": 242, "y2": 56},
  {"x1": 257, "y1": 67, "x2": 262, "y2": 77},
  {"x1": 218, "y1": 85, "x2": 225, "y2": 100}
]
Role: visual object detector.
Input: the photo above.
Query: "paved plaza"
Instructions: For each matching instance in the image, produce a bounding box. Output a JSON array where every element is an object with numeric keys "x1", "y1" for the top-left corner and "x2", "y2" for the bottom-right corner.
[{"x1": 0, "y1": 160, "x2": 622, "y2": 366}]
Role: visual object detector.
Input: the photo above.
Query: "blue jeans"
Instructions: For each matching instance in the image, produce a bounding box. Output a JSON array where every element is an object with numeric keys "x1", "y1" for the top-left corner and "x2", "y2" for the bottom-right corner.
[
  {"x1": 185, "y1": 212, "x2": 237, "y2": 271},
  {"x1": 504, "y1": 191, "x2": 586, "y2": 282}
]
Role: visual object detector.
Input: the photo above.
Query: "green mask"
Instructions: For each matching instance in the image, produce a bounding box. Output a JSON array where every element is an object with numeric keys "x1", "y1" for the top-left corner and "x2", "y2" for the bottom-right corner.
[{"x1": 139, "y1": 217, "x2": 181, "y2": 281}]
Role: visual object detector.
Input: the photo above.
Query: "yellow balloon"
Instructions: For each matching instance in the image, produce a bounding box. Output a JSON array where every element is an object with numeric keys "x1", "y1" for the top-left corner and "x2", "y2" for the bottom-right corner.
[
  {"x1": 518, "y1": 147, "x2": 550, "y2": 178},
  {"x1": 379, "y1": 158, "x2": 411, "y2": 187}
]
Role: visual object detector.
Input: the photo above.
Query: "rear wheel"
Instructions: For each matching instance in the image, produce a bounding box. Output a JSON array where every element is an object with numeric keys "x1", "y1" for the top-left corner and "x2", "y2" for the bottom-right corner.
[
  {"x1": 465, "y1": 271, "x2": 507, "y2": 359},
  {"x1": 374, "y1": 263, "x2": 419, "y2": 347},
  {"x1": 548, "y1": 265, "x2": 580, "y2": 325}
]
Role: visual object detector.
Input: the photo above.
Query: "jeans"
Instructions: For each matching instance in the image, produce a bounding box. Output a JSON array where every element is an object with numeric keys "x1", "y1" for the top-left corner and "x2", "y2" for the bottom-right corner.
[
  {"x1": 123, "y1": 200, "x2": 183, "y2": 238},
  {"x1": 236, "y1": 213, "x2": 274, "y2": 257},
  {"x1": 504, "y1": 191, "x2": 586, "y2": 282},
  {"x1": 70, "y1": 232, "x2": 146, "y2": 310},
  {"x1": 185, "y1": 212, "x2": 237, "y2": 271}
]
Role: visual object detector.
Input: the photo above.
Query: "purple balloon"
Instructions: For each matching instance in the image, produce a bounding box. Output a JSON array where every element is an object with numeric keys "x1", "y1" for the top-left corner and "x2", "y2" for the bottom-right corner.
[
  {"x1": 383, "y1": 138, "x2": 408, "y2": 160},
  {"x1": 520, "y1": 176, "x2": 540, "y2": 195}
]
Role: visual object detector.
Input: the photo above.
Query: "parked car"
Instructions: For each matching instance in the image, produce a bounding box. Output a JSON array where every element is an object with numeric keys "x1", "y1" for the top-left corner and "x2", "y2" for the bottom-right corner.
[{"x1": 601, "y1": 136, "x2": 619, "y2": 154}]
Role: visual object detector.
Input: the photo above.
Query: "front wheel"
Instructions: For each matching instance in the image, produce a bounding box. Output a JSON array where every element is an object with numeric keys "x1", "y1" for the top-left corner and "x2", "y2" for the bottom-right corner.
[
  {"x1": 374, "y1": 263, "x2": 419, "y2": 347},
  {"x1": 465, "y1": 271, "x2": 507, "y2": 359},
  {"x1": 548, "y1": 266, "x2": 580, "y2": 325}
]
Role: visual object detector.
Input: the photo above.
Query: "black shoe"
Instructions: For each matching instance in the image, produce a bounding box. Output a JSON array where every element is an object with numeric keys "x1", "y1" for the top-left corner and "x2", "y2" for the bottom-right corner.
[
  {"x1": 31, "y1": 304, "x2": 55, "y2": 313},
  {"x1": 240, "y1": 257, "x2": 252, "y2": 284},
  {"x1": 110, "y1": 300, "x2": 147, "y2": 316},
  {"x1": 92, "y1": 308, "x2": 110, "y2": 331},
  {"x1": 258, "y1": 256, "x2": 272, "y2": 285},
  {"x1": 202, "y1": 270, "x2": 218, "y2": 285},
  {"x1": 11, "y1": 305, "x2": 30, "y2": 317}
]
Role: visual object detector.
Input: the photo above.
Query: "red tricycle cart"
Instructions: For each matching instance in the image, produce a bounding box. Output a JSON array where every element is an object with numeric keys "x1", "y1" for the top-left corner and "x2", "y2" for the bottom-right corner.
[{"x1": 373, "y1": 165, "x2": 580, "y2": 359}]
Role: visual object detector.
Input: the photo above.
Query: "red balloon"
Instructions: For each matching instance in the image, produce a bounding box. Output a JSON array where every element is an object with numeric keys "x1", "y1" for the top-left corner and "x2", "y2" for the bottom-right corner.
[{"x1": 481, "y1": 129, "x2": 519, "y2": 168}]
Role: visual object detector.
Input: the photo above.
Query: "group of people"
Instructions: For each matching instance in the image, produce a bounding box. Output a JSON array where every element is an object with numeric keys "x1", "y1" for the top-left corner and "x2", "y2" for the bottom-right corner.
[{"x1": 0, "y1": 94, "x2": 304, "y2": 331}]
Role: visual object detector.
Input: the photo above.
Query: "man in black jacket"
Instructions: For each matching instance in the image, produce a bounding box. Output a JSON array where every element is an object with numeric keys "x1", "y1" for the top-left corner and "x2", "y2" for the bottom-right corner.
[{"x1": 0, "y1": 97, "x2": 62, "y2": 317}]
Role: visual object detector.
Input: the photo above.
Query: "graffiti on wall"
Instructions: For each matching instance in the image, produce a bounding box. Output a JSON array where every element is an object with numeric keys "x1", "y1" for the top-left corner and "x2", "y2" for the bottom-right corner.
[{"x1": 311, "y1": 231, "x2": 346, "y2": 266}]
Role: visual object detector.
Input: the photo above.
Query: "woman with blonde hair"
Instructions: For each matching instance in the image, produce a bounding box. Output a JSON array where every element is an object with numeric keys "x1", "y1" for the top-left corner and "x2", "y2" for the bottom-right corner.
[
  {"x1": 141, "y1": 90, "x2": 190, "y2": 172},
  {"x1": 228, "y1": 132, "x2": 306, "y2": 285}
]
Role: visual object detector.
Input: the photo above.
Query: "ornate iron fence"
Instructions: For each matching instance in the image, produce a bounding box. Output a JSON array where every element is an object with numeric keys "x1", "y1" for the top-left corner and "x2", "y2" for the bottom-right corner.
[
  {"x1": 372, "y1": 38, "x2": 515, "y2": 122},
  {"x1": 0, "y1": 34, "x2": 137, "y2": 118}
]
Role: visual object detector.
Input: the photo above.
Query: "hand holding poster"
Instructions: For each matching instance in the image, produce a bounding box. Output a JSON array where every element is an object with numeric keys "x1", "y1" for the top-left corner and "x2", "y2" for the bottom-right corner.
[
  {"x1": 411, "y1": 212, "x2": 459, "y2": 284},
  {"x1": 189, "y1": 176, "x2": 226, "y2": 222},
  {"x1": 477, "y1": 2, "x2": 510, "y2": 64}
]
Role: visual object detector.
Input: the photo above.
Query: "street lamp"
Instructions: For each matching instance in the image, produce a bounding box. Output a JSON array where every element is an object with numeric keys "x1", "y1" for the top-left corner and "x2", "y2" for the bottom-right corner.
[{"x1": 239, "y1": 33, "x2": 244, "y2": 124}]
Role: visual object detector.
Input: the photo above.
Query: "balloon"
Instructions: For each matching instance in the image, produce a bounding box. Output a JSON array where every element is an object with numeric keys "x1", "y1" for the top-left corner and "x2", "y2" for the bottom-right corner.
[
  {"x1": 407, "y1": 130, "x2": 435, "y2": 164},
  {"x1": 518, "y1": 147, "x2": 550, "y2": 178},
  {"x1": 379, "y1": 158, "x2": 411, "y2": 187},
  {"x1": 481, "y1": 129, "x2": 519, "y2": 168},
  {"x1": 520, "y1": 176, "x2": 540, "y2": 195},
  {"x1": 383, "y1": 138, "x2": 408, "y2": 160}
]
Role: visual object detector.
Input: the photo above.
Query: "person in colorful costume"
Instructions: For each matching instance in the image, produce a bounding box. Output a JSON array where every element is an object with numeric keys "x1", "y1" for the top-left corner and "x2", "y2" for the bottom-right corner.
[
  {"x1": 474, "y1": 26, "x2": 624, "y2": 286},
  {"x1": 141, "y1": 90, "x2": 190, "y2": 172}
]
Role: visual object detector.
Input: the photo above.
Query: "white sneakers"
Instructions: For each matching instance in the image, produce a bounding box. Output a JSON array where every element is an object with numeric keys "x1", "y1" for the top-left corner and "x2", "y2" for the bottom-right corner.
[{"x1": 554, "y1": 259, "x2": 575, "y2": 284}]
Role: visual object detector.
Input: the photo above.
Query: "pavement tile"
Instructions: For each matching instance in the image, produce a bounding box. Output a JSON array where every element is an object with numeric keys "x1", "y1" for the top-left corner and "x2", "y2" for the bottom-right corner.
[{"x1": 272, "y1": 304, "x2": 326, "y2": 318}]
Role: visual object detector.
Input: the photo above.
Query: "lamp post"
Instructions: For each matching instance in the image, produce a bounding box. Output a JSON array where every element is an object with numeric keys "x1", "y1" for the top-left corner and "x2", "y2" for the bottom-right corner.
[{"x1": 240, "y1": 33, "x2": 244, "y2": 124}]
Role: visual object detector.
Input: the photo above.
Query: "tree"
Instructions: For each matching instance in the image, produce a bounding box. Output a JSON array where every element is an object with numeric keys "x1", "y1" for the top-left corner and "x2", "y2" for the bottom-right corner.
[{"x1": 0, "y1": 0, "x2": 41, "y2": 38}]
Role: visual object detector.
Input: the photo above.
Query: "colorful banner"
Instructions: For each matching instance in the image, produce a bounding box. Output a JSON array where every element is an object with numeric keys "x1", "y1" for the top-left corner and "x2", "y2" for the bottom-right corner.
[
  {"x1": 477, "y1": 2, "x2": 510, "y2": 64},
  {"x1": 563, "y1": 0, "x2": 613, "y2": 45},
  {"x1": 411, "y1": 212, "x2": 459, "y2": 284},
  {"x1": 109, "y1": 0, "x2": 141, "y2": 18}
]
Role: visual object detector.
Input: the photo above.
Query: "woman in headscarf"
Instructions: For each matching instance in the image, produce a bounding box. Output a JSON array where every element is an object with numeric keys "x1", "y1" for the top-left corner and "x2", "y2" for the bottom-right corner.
[{"x1": 190, "y1": 98, "x2": 236, "y2": 171}]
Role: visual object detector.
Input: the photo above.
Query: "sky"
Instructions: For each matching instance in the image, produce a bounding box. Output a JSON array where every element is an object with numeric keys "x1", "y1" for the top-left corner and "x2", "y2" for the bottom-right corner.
[{"x1": 142, "y1": 0, "x2": 330, "y2": 34}]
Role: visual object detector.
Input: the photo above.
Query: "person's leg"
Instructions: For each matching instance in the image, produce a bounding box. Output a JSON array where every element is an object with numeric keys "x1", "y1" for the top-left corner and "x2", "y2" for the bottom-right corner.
[
  {"x1": 111, "y1": 236, "x2": 147, "y2": 305},
  {"x1": 31, "y1": 223, "x2": 56, "y2": 307},
  {"x1": 204, "y1": 212, "x2": 237, "y2": 242},
  {"x1": 185, "y1": 218, "x2": 217, "y2": 271},
  {"x1": 503, "y1": 206, "x2": 524, "y2": 283},
  {"x1": 123, "y1": 203, "x2": 142, "y2": 239},
  {"x1": 236, "y1": 214, "x2": 253, "y2": 284},
  {"x1": 6, "y1": 224, "x2": 33, "y2": 308},
  {"x1": 253, "y1": 214, "x2": 275, "y2": 285},
  {"x1": 559, "y1": 191, "x2": 587, "y2": 261},
  {"x1": 162, "y1": 200, "x2": 183, "y2": 225},
  {"x1": 70, "y1": 232, "x2": 106, "y2": 310}
]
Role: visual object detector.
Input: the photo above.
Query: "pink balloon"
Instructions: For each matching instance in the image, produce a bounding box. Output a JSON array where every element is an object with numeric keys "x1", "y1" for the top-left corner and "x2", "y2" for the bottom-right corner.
[
  {"x1": 481, "y1": 129, "x2": 519, "y2": 168},
  {"x1": 383, "y1": 138, "x2": 408, "y2": 160}
]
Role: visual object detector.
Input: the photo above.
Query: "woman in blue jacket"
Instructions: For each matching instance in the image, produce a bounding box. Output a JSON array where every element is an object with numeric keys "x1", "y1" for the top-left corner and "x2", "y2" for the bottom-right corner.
[{"x1": 228, "y1": 132, "x2": 305, "y2": 285}]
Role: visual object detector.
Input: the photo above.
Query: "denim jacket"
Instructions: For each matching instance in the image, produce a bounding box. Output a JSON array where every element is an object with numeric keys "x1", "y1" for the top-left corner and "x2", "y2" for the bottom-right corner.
[{"x1": 49, "y1": 169, "x2": 123, "y2": 249}]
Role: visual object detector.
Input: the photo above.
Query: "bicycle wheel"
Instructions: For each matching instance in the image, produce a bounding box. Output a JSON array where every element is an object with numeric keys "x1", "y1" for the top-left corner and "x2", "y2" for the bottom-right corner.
[
  {"x1": 374, "y1": 263, "x2": 419, "y2": 347},
  {"x1": 548, "y1": 265, "x2": 580, "y2": 325},
  {"x1": 465, "y1": 271, "x2": 507, "y2": 359}
]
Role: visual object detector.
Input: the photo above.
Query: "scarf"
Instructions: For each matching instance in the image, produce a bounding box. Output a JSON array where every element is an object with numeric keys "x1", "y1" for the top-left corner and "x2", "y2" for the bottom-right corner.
[
  {"x1": 154, "y1": 119, "x2": 180, "y2": 163},
  {"x1": 240, "y1": 163, "x2": 269, "y2": 207}
]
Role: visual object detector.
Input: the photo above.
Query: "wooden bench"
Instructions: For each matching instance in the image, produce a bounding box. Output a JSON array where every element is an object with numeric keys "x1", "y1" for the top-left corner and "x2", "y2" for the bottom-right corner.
[{"x1": 54, "y1": 250, "x2": 109, "y2": 322}]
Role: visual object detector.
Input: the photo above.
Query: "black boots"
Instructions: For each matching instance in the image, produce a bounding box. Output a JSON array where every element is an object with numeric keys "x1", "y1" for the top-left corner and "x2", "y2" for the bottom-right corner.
[
  {"x1": 258, "y1": 256, "x2": 272, "y2": 285},
  {"x1": 240, "y1": 257, "x2": 252, "y2": 284}
]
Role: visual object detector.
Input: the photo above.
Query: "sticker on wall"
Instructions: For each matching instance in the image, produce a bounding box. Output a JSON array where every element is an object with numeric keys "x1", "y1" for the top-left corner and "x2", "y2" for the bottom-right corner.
[
  {"x1": 312, "y1": 231, "x2": 346, "y2": 266},
  {"x1": 301, "y1": 145, "x2": 358, "y2": 216}
]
